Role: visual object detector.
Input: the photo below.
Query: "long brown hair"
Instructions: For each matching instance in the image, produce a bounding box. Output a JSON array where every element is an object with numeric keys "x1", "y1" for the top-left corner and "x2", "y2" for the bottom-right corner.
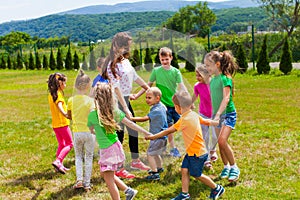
[
  {"x1": 94, "y1": 83, "x2": 120, "y2": 133},
  {"x1": 47, "y1": 72, "x2": 66, "y2": 102},
  {"x1": 102, "y1": 32, "x2": 132, "y2": 80}
]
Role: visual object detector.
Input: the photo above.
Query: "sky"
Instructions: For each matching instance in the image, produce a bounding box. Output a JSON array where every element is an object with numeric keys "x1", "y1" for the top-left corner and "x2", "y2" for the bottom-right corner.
[{"x1": 0, "y1": 0, "x2": 225, "y2": 24}]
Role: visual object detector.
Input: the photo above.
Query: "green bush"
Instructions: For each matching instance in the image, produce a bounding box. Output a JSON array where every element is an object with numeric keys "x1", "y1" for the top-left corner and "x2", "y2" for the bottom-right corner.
[
  {"x1": 256, "y1": 34, "x2": 270, "y2": 74},
  {"x1": 279, "y1": 36, "x2": 293, "y2": 75}
]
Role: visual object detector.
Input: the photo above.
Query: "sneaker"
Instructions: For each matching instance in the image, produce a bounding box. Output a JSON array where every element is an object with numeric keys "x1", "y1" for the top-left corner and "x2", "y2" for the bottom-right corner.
[
  {"x1": 125, "y1": 187, "x2": 138, "y2": 200},
  {"x1": 204, "y1": 161, "x2": 212, "y2": 169},
  {"x1": 145, "y1": 173, "x2": 160, "y2": 181},
  {"x1": 171, "y1": 192, "x2": 190, "y2": 200},
  {"x1": 220, "y1": 168, "x2": 230, "y2": 179},
  {"x1": 52, "y1": 160, "x2": 66, "y2": 174},
  {"x1": 228, "y1": 167, "x2": 240, "y2": 182},
  {"x1": 209, "y1": 185, "x2": 225, "y2": 199},
  {"x1": 157, "y1": 167, "x2": 164, "y2": 173},
  {"x1": 63, "y1": 166, "x2": 70, "y2": 171},
  {"x1": 170, "y1": 148, "x2": 181, "y2": 157},
  {"x1": 210, "y1": 151, "x2": 218, "y2": 162},
  {"x1": 130, "y1": 160, "x2": 150, "y2": 171},
  {"x1": 73, "y1": 181, "x2": 84, "y2": 189},
  {"x1": 115, "y1": 168, "x2": 135, "y2": 179},
  {"x1": 84, "y1": 184, "x2": 93, "y2": 191}
]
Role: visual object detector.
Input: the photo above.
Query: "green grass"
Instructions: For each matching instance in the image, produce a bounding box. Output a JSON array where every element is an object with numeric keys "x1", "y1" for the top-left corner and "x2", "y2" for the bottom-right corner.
[{"x1": 0, "y1": 69, "x2": 299, "y2": 200}]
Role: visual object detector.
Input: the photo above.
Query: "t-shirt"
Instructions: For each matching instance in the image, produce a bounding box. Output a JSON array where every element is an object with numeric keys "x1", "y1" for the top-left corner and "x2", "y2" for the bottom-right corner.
[
  {"x1": 107, "y1": 59, "x2": 138, "y2": 96},
  {"x1": 220, "y1": 74, "x2": 235, "y2": 113},
  {"x1": 149, "y1": 66, "x2": 183, "y2": 107},
  {"x1": 147, "y1": 102, "x2": 168, "y2": 138},
  {"x1": 172, "y1": 110, "x2": 209, "y2": 157},
  {"x1": 194, "y1": 82, "x2": 212, "y2": 118},
  {"x1": 87, "y1": 109, "x2": 125, "y2": 149},
  {"x1": 48, "y1": 90, "x2": 69, "y2": 128},
  {"x1": 210, "y1": 74, "x2": 224, "y2": 115},
  {"x1": 67, "y1": 95, "x2": 94, "y2": 132},
  {"x1": 92, "y1": 74, "x2": 108, "y2": 87}
]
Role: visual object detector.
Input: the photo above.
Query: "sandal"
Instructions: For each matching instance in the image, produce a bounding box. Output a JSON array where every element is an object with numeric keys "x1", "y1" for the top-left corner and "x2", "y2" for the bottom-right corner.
[
  {"x1": 210, "y1": 151, "x2": 218, "y2": 162},
  {"x1": 73, "y1": 181, "x2": 84, "y2": 189}
]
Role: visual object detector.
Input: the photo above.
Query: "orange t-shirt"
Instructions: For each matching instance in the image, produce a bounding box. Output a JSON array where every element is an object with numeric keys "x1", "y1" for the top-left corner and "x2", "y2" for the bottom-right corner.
[
  {"x1": 173, "y1": 110, "x2": 209, "y2": 157},
  {"x1": 48, "y1": 90, "x2": 69, "y2": 128}
]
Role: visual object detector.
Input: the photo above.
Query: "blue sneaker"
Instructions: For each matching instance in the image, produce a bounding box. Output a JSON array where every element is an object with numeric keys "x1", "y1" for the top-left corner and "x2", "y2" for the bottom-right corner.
[
  {"x1": 220, "y1": 168, "x2": 230, "y2": 179},
  {"x1": 228, "y1": 167, "x2": 240, "y2": 182},
  {"x1": 171, "y1": 192, "x2": 190, "y2": 200},
  {"x1": 209, "y1": 185, "x2": 225, "y2": 200},
  {"x1": 145, "y1": 173, "x2": 160, "y2": 181},
  {"x1": 170, "y1": 148, "x2": 181, "y2": 157}
]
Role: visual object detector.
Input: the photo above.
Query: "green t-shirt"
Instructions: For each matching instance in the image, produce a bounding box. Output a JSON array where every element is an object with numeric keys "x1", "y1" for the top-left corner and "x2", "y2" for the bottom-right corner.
[
  {"x1": 210, "y1": 75, "x2": 224, "y2": 114},
  {"x1": 149, "y1": 66, "x2": 183, "y2": 107},
  {"x1": 87, "y1": 109, "x2": 125, "y2": 149},
  {"x1": 220, "y1": 74, "x2": 235, "y2": 113}
]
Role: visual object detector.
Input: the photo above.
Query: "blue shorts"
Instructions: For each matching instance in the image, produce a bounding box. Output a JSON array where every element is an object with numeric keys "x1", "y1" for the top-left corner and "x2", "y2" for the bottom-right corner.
[
  {"x1": 181, "y1": 153, "x2": 208, "y2": 178},
  {"x1": 166, "y1": 106, "x2": 180, "y2": 126},
  {"x1": 223, "y1": 111, "x2": 237, "y2": 129},
  {"x1": 147, "y1": 138, "x2": 167, "y2": 156},
  {"x1": 213, "y1": 114, "x2": 225, "y2": 129}
]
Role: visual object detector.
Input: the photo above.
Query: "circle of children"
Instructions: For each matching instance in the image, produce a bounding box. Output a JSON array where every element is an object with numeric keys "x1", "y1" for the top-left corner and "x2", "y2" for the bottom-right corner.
[{"x1": 47, "y1": 32, "x2": 240, "y2": 200}]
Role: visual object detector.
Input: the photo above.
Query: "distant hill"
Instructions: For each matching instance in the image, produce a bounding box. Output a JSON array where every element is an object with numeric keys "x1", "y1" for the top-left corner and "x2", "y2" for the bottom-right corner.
[
  {"x1": 58, "y1": 0, "x2": 258, "y2": 15},
  {"x1": 0, "y1": 0, "x2": 262, "y2": 42}
]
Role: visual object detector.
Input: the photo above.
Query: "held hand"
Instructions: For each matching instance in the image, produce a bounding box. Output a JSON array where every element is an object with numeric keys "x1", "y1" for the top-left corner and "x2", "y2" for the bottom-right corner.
[
  {"x1": 129, "y1": 94, "x2": 136, "y2": 100},
  {"x1": 145, "y1": 134, "x2": 155, "y2": 140},
  {"x1": 125, "y1": 108, "x2": 133, "y2": 119},
  {"x1": 210, "y1": 119, "x2": 219, "y2": 126}
]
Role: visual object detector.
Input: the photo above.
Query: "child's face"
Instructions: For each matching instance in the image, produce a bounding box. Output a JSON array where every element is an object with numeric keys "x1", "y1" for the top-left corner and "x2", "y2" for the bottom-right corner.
[
  {"x1": 196, "y1": 72, "x2": 205, "y2": 83},
  {"x1": 59, "y1": 79, "x2": 67, "y2": 90},
  {"x1": 145, "y1": 92, "x2": 160, "y2": 106},
  {"x1": 174, "y1": 104, "x2": 182, "y2": 115},
  {"x1": 204, "y1": 59, "x2": 220, "y2": 76},
  {"x1": 159, "y1": 55, "x2": 172, "y2": 68}
]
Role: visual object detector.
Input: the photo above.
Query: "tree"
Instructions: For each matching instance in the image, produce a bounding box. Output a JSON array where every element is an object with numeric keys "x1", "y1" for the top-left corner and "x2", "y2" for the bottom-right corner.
[
  {"x1": 144, "y1": 46, "x2": 153, "y2": 71},
  {"x1": 73, "y1": 51, "x2": 80, "y2": 70},
  {"x1": 236, "y1": 43, "x2": 248, "y2": 73},
  {"x1": 256, "y1": 0, "x2": 300, "y2": 57},
  {"x1": 279, "y1": 36, "x2": 293, "y2": 75},
  {"x1": 28, "y1": 52, "x2": 35, "y2": 70},
  {"x1": 56, "y1": 48, "x2": 63, "y2": 70},
  {"x1": 131, "y1": 49, "x2": 141, "y2": 70},
  {"x1": 49, "y1": 49, "x2": 56, "y2": 70},
  {"x1": 1, "y1": 55, "x2": 6, "y2": 69},
  {"x1": 43, "y1": 55, "x2": 48, "y2": 70},
  {"x1": 154, "y1": 49, "x2": 161, "y2": 67},
  {"x1": 16, "y1": 52, "x2": 23, "y2": 70},
  {"x1": 65, "y1": 47, "x2": 72, "y2": 70},
  {"x1": 185, "y1": 43, "x2": 196, "y2": 72},
  {"x1": 7, "y1": 55, "x2": 12, "y2": 69},
  {"x1": 35, "y1": 51, "x2": 42, "y2": 70},
  {"x1": 256, "y1": 34, "x2": 270, "y2": 74},
  {"x1": 100, "y1": 47, "x2": 105, "y2": 57},
  {"x1": 89, "y1": 49, "x2": 96, "y2": 71},
  {"x1": 165, "y1": 2, "x2": 216, "y2": 38},
  {"x1": 82, "y1": 54, "x2": 88, "y2": 70}
]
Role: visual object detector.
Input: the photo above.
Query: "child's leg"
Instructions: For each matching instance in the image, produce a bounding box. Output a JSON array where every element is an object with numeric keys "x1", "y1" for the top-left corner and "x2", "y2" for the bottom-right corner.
[
  {"x1": 84, "y1": 134, "x2": 95, "y2": 186},
  {"x1": 181, "y1": 168, "x2": 190, "y2": 193},
  {"x1": 147, "y1": 155, "x2": 158, "y2": 172},
  {"x1": 196, "y1": 174, "x2": 217, "y2": 189},
  {"x1": 53, "y1": 126, "x2": 73, "y2": 162},
  {"x1": 102, "y1": 171, "x2": 121, "y2": 200},
  {"x1": 74, "y1": 132, "x2": 84, "y2": 181},
  {"x1": 219, "y1": 126, "x2": 235, "y2": 165},
  {"x1": 154, "y1": 155, "x2": 163, "y2": 169}
]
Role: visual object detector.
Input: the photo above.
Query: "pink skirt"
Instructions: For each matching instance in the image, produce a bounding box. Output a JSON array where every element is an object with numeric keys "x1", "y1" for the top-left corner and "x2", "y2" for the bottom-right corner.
[{"x1": 98, "y1": 141, "x2": 125, "y2": 172}]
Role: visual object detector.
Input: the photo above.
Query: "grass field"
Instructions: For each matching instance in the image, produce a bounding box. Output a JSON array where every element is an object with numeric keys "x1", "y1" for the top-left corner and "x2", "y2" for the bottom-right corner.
[{"x1": 0, "y1": 69, "x2": 299, "y2": 200}]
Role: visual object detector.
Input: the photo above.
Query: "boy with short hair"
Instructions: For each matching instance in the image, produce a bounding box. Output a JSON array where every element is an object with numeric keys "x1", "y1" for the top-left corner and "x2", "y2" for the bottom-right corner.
[
  {"x1": 146, "y1": 91, "x2": 225, "y2": 200},
  {"x1": 131, "y1": 87, "x2": 168, "y2": 181},
  {"x1": 133, "y1": 47, "x2": 187, "y2": 157}
]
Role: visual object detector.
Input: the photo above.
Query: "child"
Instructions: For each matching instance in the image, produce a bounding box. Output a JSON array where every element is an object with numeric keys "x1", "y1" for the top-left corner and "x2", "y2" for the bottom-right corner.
[
  {"x1": 130, "y1": 87, "x2": 168, "y2": 181},
  {"x1": 47, "y1": 72, "x2": 73, "y2": 174},
  {"x1": 67, "y1": 69, "x2": 95, "y2": 191},
  {"x1": 133, "y1": 47, "x2": 187, "y2": 158},
  {"x1": 146, "y1": 91, "x2": 225, "y2": 200},
  {"x1": 204, "y1": 50, "x2": 240, "y2": 182},
  {"x1": 92, "y1": 57, "x2": 108, "y2": 87},
  {"x1": 87, "y1": 83, "x2": 151, "y2": 200},
  {"x1": 191, "y1": 64, "x2": 217, "y2": 169}
]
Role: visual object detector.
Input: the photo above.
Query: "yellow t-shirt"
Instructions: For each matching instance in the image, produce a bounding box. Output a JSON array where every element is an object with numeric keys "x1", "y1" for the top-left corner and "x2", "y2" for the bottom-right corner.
[
  {"x1": 67, "y1": 95, "x2": 94, "y2": 133},
  {"x1": 48, "y1": 90, "x2": 70, "y2": 128},
  {"x1": 173, "y1": 110, "x2": 209, "y2": 157}
]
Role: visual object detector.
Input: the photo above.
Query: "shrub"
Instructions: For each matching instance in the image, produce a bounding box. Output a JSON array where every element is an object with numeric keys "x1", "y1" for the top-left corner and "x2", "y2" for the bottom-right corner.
[
  {"x1": 256, "y1": 34, "x2": 270, "y2": 74},
  {"x1": 279, "y1": 36, "x2": 293, "y2": 75}
]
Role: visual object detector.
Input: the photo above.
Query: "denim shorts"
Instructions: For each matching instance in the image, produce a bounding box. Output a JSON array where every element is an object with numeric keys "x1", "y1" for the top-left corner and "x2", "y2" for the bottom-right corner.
[
  {"x1": 181, "y1": 153, "x2": 208, "y2": 178},
  {"x1": 166, "y1": 106, "x2": 180, "y2": 126},
  {"x1": 223, "y1": 111, "x2": 237, "y2": 129},
  {"x1": 212, "y1": 114, "x2": 226, "y2": 129}
]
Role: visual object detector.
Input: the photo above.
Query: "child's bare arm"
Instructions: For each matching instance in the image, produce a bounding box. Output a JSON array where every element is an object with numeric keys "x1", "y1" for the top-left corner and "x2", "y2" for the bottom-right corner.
[
  {"x1": 145, "y1": 126, "x2": 176, "y2": 140},
  {"x1": 122, "y1": 117, "x2": 151, "y2": 136},
  {"x1": 214, "y1": 86, "x2": 230, "y2": 120},
  {"x1": 130, "y1": 116, "x2": 149, "y2": 122},
  {"x1": 57, "y1": 101, "x2": 69, "y2": 119}
]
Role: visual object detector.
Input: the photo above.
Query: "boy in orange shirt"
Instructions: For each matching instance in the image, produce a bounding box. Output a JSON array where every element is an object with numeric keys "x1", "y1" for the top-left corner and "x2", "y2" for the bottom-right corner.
[{"x1": 146, "y1": 91, "x2": 225, "y2": 200}]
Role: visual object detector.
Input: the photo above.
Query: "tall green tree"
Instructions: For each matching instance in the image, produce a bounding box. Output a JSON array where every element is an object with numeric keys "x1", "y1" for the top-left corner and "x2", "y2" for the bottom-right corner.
[
  {"x1": 65, "y1": 47, "x2": 73, "y2": 70},
  {"x1": 35, "y1": 51, "x2": 42, "y2": 70},
  {"x1": 43, "y1": 55, "x2": 48, "y2": 70},
  {"x1": 28, "y1": 52, "x2": 35, "y2": 70},
  {"x1": 185, "y1": 43, "x2": 195, "y2": 72},
  {"x1": 256, "y1": 0, "x2": 300, "y2": 57},
  {"x1": 1, "y1": 55, "x2": 6, "y2": 69},
  {"x1": 144, "y1": 45, "x2": 153, "y2": 71},
  {"x1": 7, "y1": 55, "x2": 12, "y2": 69},
  {"x1": 256, "y1": 34, "x2": 270, "y2": 74},
  {"x1": 131, "y1": 49, "x2": 141, "y2": 70},
  {"x1": 73, "y1": 51, "x2": 80, "y2": 70},
  {"x1": 82, "y1": 54, "x2": 88, "y2": 70},
  {"x1": 89, "y1": 49, "x2": 96, "y2": 70},
  {"x1": 236, "y1": 43, "x2": 248, "y2": 73},
  {"x1": 49, "y1": 49, "x2": 56, "y2": 70},
  {"x1": 56, "y1": 48, "x2": 63, "y2": 70},
  {"x1": 279, "y1": 36, "x2": 293, "y2": 75},
  {"x1": 16, "y1": 52, "x2": 23, "y2": 70},
  {"x1": 154, "y1": 49, "x2": 161, "y2": 67}
]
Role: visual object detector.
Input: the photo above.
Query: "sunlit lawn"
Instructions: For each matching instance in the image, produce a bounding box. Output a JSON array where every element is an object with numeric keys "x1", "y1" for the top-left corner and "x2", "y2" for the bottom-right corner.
[{"x1": 0, "y1": 69, "x2": 299, "y2": 200}]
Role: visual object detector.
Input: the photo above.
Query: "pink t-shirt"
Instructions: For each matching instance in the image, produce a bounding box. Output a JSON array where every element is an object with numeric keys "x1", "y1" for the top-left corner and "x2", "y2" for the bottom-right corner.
[
  {"x1": 194, "y1": 82, "x2": 212, "y2": 118},
  {"x1": 107, "y1": 59, "x2": 138, "y2": 96}
]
